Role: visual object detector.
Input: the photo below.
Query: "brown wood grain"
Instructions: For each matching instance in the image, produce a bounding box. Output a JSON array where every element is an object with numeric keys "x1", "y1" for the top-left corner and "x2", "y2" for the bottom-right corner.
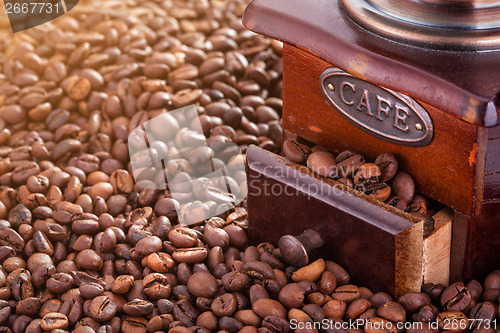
[
  {"x1": 423, "y1": 208, "x2": 453, "y2": 286},
  {"x1": 283, "y1": 44, "x2": 479, "y2": 215},
  {"x1": 395, "y1": 223, "x2": 423, "y2": 297},
  {"x1": 485, "y1": 125, "x2": 500, "y2": 201}
]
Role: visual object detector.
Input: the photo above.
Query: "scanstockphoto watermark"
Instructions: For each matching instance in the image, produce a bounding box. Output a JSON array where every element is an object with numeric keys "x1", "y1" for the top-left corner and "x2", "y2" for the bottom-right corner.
[
  {"x1": 248, "y1": 162, "x2": 366, "y2": 199},
  {"x1": 128, "y1": 105, "x2": 247, "y2": 226},
  {"x1": 290, "y1": 319, "x2": 498, "y2": 331},
  {"x1": 289, "y1": 318, "x2": 416, "y2": 331}
]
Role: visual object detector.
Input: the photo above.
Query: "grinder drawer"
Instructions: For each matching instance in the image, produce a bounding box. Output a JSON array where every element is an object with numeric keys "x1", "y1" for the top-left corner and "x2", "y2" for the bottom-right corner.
[{"x1": 246, "y1": 145, "x2": 453, "y2": 297}]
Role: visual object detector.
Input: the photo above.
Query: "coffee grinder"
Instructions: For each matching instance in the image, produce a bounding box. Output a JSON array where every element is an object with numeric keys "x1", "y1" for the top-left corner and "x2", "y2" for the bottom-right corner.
[{"x1": 243, "y1": 0, "x2": 500, "y2": 296}]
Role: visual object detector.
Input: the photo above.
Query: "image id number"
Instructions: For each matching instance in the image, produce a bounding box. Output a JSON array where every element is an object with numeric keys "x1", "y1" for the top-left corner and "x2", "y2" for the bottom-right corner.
[
  {"x1": 442, "y1": 319, "x2": 497, "y2": 330},
  {"x1": 5, "y1": 2, "x2": 61, "y2": 14}
]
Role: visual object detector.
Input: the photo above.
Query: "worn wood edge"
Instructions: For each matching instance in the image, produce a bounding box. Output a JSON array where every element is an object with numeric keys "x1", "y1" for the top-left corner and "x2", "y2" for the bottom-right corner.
[
  {"x1": 422, "y1": 208, "x2": 453, "y2": 286},
  {"x1": 450, "y1": 212, "x2": 469, "y2": 282},
  {"x1": 475, "y1": 127, "x2": 489, "y2": 215},
  {"x1": 395, "y1": 222, "x2": 423, "y2": 298}
]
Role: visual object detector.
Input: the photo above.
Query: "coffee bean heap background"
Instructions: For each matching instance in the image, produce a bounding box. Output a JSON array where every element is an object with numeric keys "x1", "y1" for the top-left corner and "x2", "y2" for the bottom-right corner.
[{"x1": 0, "y1": 0, "x2": 498, "y2": 332}]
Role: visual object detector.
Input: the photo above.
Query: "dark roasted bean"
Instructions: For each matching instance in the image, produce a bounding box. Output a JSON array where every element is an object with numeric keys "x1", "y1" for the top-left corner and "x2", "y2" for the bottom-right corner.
[
  {"x1": 440, "y1": 282, "x2": 472, "y2": 312},
  {"x1": 40, "y1": 312, "x2": 69, "y2": 331}
]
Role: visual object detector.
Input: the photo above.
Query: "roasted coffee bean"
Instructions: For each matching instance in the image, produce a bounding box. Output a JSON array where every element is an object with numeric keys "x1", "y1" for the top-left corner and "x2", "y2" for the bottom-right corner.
[
  {"x1": 11, "y1": 269, "x2": 34, "y2": 301},
  {"x1": 121, "y1": 316, "x2": 148, "y2": 333},
  {"x1": 292, "y1": 259, "x2": 325, "y2": 282},
  {"x1": 218, "y1": 315, "x2": 244, "y2": 332},
  {"x1": 223, "y1": 225, "x2": 248, "y2": 249},
  {"x1": 307, "y1": 151, "x2": 337, "y2": 178},
  {"x1": 64, "y1": 76, "x2": 92, "y2": 101},
  {"x1": 323, "y1": 300, "x2": 347, "y2": 319},
  {"x1": 242, "y1": 261, "x2": 275, "y2": 280},
  {"x1": 187, "y1": 272, "x2": 218, "y2": 298},
  {"x1": 283, "y1": 139, "x2": 311, "y2": 164},
  {"x1": 143, "y1": 273, "x2": 171, "y2": 299},
  {"x1": 40, "y1": 312, "x2": 69, "y2": 331},
  {"x1": 440, "y1": 282, "x2": 472, "y2": 312},
  {"x1": 331, "y1": 285, "x2": 361, "y2": 304},
  {"x1": 123, "y1": 299, "x2": 154, "y2": 316},
  {"x1": 346, "y1": 298, "x2": 371, "y2": 320},
  {"x1": 147, "y1": 252, "x2": 175, "y2": 273},
  {"x1": 16, "y1": 297, "x2": 41, "y2": 316},
  {"x1": 173, "y1": 299, "x2": 199, "y2": 326},
  {"x1": 278, "y1": 283, "x2": 306, "y2": 309},
  {"x1": 204, "y1": 227, "x2": 230, "y2": 249},
  {"x1": 484, "y1": 271, "x2": 500, "y2": 290},
  {"x1": 89, "y1": 296, "x2": 117, "y2": 322},
  {"x1": 196, "y1": 311, "x2": 218, "y2": 330},
  {"x1": 252, "y1": 298, "x2": 287, "y2": 319},
  {"x1": 414, "y1": 304, "x2": 440, "y2": 322},
  {"x1": 46, "y1": 273, "x2": 73, "y2": 294},
  {"x1": 375, "y1": 153, "x2": 398, "y2": 182},
  {"x1": 335, "y1": 154, "x2": 365, "y2": 178},
  {"x1": 0, "y1": 300, "x2": 10, "y2": 324},
  {"x1": 390, "y1": 171, "x2": 415, "y2": 203},
  {"x1": 302, "y1": 303, "x2": 326, "y2": 322},
  {"x1": 135, "y1": 236, "x2": 162, "y2": 255},
  {"x1": 467, "y1": 279, "x2": 483, "y2": 301},
  {"x1": 59, "y1": 299, "x2": 82, "y2": 326},
  {"x1": 318, "y1": 271, "x2": 337, "y2": 294},
  {"x1": 325, "y1": 261, "x2": 350, "y2": 286},
  {"x1": 222, "y1": 271, "x2": 251, "y2": 292},
  {"x1": 386, "y1": 195, "x2": 408, "y2": 210},
  {"x1": 469, "y1": 301, "x2": 496, "y2": 328},
  {"x1": 359, "y1": 286, "x2": 374, "y2": 300},
  {"x1": 147, "y1": 314, "x2": 174, "y2": 332},
  {"x1": 377, "y1": 301, "x2": 406, "y2": 322},
  {"x1": 212, "y1": 293, "x2": 238, "y2": 317},
  {"x1": 169, "y1": 228, "x2": 198, "y2": 248},
  {"x1": 398, "y1": 292, "x2": 431, "y2": 313},
  {"x1": 422, "y1": 282, "x2": 446, "y2": 300},
  {"x1": 353, "y1": 163, "x2": 381, "y2": 186},
  {"x1": 172, "y1": 247, "x2": 208, "y2": 263},
  {"x1": 111, "y1": 275, "x2": 134, "y2": 294},
  {"x1": 75, "y1": 249, "x2": 103, "y2": 271},
  {"x1": 80, "y1": 282, "x2": 104, "y2": 298},
  {"x1": 369, "y1": 292, "x2": 393, "y2": 309},
  {"x1": 481, "y1": 288, "x2": 500, "y2": 302}
]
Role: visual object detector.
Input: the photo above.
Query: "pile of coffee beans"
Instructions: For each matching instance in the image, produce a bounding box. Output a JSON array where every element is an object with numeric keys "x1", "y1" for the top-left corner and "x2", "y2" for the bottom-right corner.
[
  {"x1": 282, "y1": 139, "x2": 434, "y2": 215},
  {"x1": 0, "y1": 0, "x2": 498, "y2": 332}
]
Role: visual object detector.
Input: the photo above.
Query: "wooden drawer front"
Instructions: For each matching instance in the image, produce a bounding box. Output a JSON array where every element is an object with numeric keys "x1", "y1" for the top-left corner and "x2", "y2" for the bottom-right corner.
[
  {"x1": 282, "y1": 45, "x2": 478, "y2": 215},
  {"x1": 246, "y1": 146, "x2": 440, "y2": 297}
]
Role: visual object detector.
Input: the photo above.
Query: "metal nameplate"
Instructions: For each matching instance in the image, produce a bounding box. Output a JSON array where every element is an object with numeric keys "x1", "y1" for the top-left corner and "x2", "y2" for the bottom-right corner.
[{"x1": 320, "y1": 68, "x2": 434, "y2": 147}]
